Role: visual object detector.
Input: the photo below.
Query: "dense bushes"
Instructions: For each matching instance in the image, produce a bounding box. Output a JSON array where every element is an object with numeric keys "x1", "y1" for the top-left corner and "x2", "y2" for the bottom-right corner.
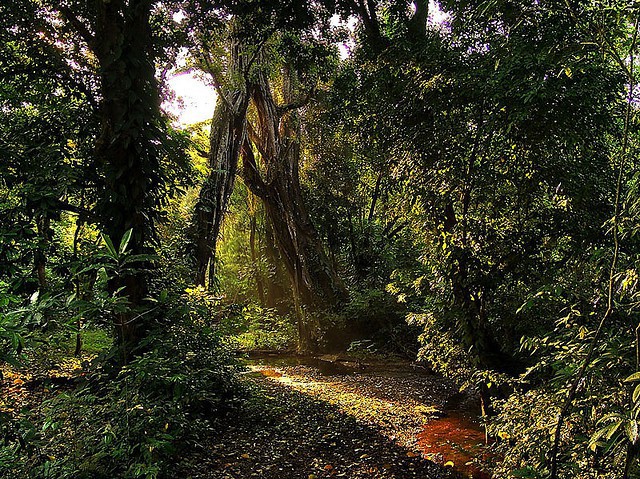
[
  {"x1": 229, "y1": 304, "x2": 296, "y2": 352},
  {"x1": 488, "y1": 322, "x2": 636, "y2": 478},
  {"x1": 3, "y1": 316, "x2": 241, "y2": 479}
]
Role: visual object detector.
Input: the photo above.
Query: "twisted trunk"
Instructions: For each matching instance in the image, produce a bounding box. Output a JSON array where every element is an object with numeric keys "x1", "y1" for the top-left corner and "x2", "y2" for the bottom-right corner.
[
  {"x1": 242, "y1": 67, "x2": 347, "y2": 353},
  {"x1": 194, "y1": 37, "x2": 250, "y2": 287}
]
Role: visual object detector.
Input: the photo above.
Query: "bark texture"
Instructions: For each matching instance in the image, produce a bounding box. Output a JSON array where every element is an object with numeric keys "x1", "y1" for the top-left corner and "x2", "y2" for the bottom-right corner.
[
  {"x1": 194, "y1": 37, "x2": 251, "y2": 287},
  {"x1": 263, "y1": 219, "x2": 289, "y2": 312},
  {"x1": 242, "y1": 67, "x2": 348, "y2": 352},
  {"x1": 78, "y1": 0, "x2": 162, "y2": 364}
]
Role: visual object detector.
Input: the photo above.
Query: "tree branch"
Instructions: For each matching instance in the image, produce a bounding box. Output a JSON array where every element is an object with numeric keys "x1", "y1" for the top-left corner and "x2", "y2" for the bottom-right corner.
[
  {"x1": 243, "y1": 33, "x2": 272, "y2": 78},
  {"x1": 343, "y1": 0, "x2": 383, "y2": 46},
  {"x1": 55, "y1": 199, "x2": 97, "y2": 222},
  {"x1": 276, "y1": 87, "x2": 316, "y2": 117},
  {"x1": 246, "y1": 120, "x2": 271, "y2": 162},
  {"x1": 409, "y1": 0, "x2": 429, "y2": 37},
  {"x1": 240, "y1": 138, "x2": 268, "y2": 199},
  {"x1": 367, "y1": 169, "x2": 384, "y2": 222},
  {"x1": 57, "y1": 6, "x2": 95, "y2": 49},
  {"x1": 196, "y1": 52, "x2": 238, "y2": 114}
]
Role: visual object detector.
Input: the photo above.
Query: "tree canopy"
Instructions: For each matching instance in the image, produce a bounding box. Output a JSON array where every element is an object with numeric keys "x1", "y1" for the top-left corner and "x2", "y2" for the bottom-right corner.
[{"x1": 1, "y1": 1, "x2": 639, "y2": 478}]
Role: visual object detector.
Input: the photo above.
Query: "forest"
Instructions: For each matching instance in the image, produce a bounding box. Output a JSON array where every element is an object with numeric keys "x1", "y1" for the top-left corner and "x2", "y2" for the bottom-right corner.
[{"x1": 1, "y1": 0, "x2": 639, "y2": 478}]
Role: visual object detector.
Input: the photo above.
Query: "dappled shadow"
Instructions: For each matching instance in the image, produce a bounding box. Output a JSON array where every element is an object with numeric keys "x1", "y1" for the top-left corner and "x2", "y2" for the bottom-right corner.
[
  {"x1": 177, "y1": 370, "x2": 459, "y2": 479},
  {"x1": 244, "y1": 356, "x2": 490, "y2": 478}
]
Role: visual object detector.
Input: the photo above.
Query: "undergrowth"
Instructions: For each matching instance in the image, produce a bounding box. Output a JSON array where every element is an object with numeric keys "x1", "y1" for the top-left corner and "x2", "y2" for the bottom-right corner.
[{"x1": 1, "y1": 317, "x2": 243, "y2": 479}]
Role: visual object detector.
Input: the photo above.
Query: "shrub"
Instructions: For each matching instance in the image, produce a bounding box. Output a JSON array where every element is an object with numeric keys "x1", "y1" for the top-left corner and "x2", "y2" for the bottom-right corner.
[
  {"x1": 487, "y1": 319, "x2": 635, "y2": 479},
  {"x1": 31, "y1": 317, "x2": 242, "y2": 479},
  {"x1": 230, "y1": 304, "x2": 296, "y2": 352}
]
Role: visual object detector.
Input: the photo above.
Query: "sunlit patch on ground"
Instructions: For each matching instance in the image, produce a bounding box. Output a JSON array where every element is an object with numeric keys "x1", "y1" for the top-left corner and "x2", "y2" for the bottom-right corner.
[{"x1": 247, "y1": 359, "x2": 490, "y2": 478}]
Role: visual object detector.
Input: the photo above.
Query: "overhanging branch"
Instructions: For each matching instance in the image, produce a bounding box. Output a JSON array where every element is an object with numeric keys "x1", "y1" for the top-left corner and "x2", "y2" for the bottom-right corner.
[{"x1": 276, "y1": 87, "x2": 316, "y2": 117}]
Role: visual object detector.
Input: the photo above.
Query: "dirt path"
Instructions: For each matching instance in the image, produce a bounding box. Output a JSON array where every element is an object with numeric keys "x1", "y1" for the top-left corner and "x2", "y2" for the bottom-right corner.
[{"x1": 178, "y1": 356, "x2": 490, "y2": 479}]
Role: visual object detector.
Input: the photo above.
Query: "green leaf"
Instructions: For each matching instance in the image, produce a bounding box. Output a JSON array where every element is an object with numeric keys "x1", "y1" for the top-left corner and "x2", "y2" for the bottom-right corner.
[
  {"x1": 606, "y1": 421, "x2": 623, "y2": 441},
  {"x1": 633, "y1": 385, "x2": 640, "y2": 403},
  {"x1": 98, "y1": 267, "x2": 109, "y2": 283},
  {"x1": 511, "y1": 467, "x2": 541, "y2": 478},
  {"x1": 29, "y1": 291, "x2": 39, "y2": 303},
  {"x1": 624, "y1": 372, "x2": 640, "y2": 383},
  {"x1": 102, "y1": 234, "x2": 118, "y2": 259},
  {"x1": 119, "y1": 229, "x2": 133, "y2": 255},
  {"x1": 590, "y1": 421, "x2": 621, "y2": 451}
]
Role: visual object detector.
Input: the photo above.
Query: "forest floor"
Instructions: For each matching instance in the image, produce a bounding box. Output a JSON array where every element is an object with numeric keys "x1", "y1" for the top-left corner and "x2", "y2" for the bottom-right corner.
[
  {"x1": 1, "y1": 341, "x2": 492, "y2": 479},
  {"x1": 177, "y1": 355, "x2": 491, "y2": 479}
]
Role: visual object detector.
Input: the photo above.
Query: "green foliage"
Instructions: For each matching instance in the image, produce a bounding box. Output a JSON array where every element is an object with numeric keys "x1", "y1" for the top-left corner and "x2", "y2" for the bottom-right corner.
[
  {"x1": 327, "y1": 0, "x2": 627, "y2": 371},
  {"x1": 335, "y1": 288, "x2": 417, "y2": 354},
  {"x1": 0, "y1": 19, "x2": 94, "y2": 293},
  {"x1": 0, "y1": 290, "x2": 76, "y2": 366},
  {"x1": 27, "y1": 319, "x2": 241, "y2": 479},
  {"x1": 229, "y1": 304, "x2": 296, "y2": 352},
  {"x1": 215, "y1": 194, "x2": 260, "y2": 303},
  {"x1": 0, "y1": 411, "x2": 37, "y2": 476},
  {"x1": 312, "y1": 1, "x2": 640, "y2": 476},
  {"x1": 488, "y1": 319, "x2": 635, "y2": 478},
  {"x1": 1, "y1": 1, "x2": 639, "y2": 478},
  {"x1": 0, "y1": 292, "x2": 27, "y2": 365},
  {"x1": 156, "y1": 186, "x2": 200, "y2": 295}
]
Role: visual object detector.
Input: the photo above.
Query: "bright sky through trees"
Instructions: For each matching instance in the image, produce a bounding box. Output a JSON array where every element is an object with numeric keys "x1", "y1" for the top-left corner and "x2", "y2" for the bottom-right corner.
[
  {"x1": 165, "y1": 1, "x2": 447, "y2": 126},
  {"x1": 165, "y1": 72, "x2": 217, "y2": 125}
]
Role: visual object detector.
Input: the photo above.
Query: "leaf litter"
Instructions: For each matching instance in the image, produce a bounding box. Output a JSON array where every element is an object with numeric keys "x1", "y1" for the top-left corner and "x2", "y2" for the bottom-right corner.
[{"x1": 177, "y1": 355, "x2": 485, "y2": 478}]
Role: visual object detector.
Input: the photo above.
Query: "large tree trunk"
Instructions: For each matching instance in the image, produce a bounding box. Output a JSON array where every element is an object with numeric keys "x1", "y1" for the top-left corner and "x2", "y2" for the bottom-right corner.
[
  {"x1": 409, "y1": 0, "x2": 429, "y2": 37},
  {"x1": 89, "y1": 0, "x2": 163, "y2": 365},
  {"x1": 263, "y1": 218, "x2": 289, "y2": 312},
  {"x1": 194, "y1": 37, "x2": 250, "y2": 287},
  {"x1": 242, "y1": 67, "x2": 347, "y2": 353}
]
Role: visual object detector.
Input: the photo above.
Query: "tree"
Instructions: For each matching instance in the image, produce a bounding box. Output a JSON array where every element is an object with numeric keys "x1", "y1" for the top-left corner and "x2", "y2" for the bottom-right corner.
[
  {"x1": 191, "y1": 16, "x2": 253, "y2": 287},
  {"x1": 4, "y1": 0, "x2": 186, "y2": 364},
  {"x1": 330, "y1": 0, "x2": 625, "y2": 414},
  {"x1": 0, "y1": 0, "x2": 97, "y2": 295},
  {"x1": 242, "y1": 63, "x2": 348, "y2": 351},
  {"x1": 188, "y1": 0, "x2": 348, "y2": 351}
]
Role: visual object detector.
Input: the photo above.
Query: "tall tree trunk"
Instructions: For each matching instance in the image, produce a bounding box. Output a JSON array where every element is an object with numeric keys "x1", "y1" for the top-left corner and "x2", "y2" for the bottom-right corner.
[
  {"x1": 194, "y1": 37, "x2": 250, "y2": 287},
  {"x1": 409, "y1": 0, "x2": 429, "y2": 37},
  {"x1": 242, "y1": 67, "x2": 347, "y2": 353},
  {"x1": 89, "y1": 0, "x2": 163, "y2": 365},
  {"x1": 263, "y1": 219, "x2": 289, "y2": 312}
]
